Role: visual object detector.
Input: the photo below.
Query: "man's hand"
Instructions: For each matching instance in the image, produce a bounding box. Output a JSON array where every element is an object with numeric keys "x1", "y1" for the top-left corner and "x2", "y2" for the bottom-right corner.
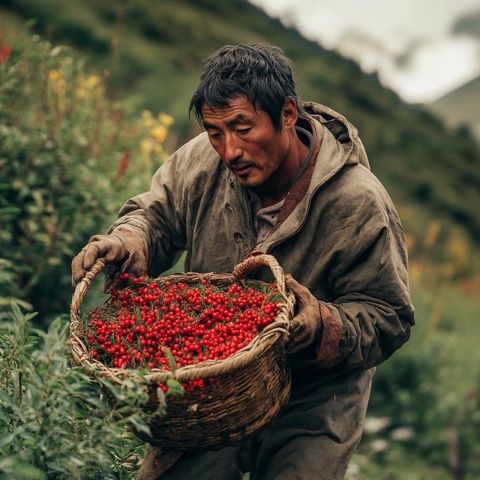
[
  {"x1": 71, "y1": 229, "x2": 148, "y2": 287},
  {"x1": 285, "y1": 274, "x2": 323, "y2": 353}
]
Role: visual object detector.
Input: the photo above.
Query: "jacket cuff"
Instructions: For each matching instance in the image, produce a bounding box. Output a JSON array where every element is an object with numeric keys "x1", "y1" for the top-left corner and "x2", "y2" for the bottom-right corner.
[{"x1": 315, "y1": 302, "x2": 343, "y2": 368}]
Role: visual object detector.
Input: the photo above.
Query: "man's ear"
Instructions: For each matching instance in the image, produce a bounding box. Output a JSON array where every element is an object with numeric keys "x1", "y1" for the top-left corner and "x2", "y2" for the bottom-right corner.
[{"x1": 281, "y1": 99, "x2": 298, "y2": 129}]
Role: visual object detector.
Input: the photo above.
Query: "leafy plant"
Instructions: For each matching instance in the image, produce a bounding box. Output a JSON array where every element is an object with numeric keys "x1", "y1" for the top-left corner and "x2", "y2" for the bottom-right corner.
[
  {"x1": 0, "y1": 32, "x2": 173, "y2": 322},
  {"x1": 0, "y1": 303, "x2": 166, "y2": 479},
  {"x1": 361, "y1": 283, "x2": 480, "y2": 479},
  {"x1": 0, "y1": 259, "x2": 32, "y2": 320}
]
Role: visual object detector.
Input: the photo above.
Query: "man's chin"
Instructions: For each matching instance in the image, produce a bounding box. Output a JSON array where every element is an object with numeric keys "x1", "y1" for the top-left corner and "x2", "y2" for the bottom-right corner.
[{"x1": 234, "y1": 174, "x2": 263, "y2": 188}]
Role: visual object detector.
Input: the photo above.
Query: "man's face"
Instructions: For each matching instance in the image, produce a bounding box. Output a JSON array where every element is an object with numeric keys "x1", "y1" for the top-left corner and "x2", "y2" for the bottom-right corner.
[{"x1": 202, "y1": 97, "x2": 293, "y2": 189}]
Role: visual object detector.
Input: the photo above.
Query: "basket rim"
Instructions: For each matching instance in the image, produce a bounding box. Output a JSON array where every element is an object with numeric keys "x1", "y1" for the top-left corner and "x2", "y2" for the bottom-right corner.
[{"x1": 69, "y1": 254, "x2": 295, "y2": 384}]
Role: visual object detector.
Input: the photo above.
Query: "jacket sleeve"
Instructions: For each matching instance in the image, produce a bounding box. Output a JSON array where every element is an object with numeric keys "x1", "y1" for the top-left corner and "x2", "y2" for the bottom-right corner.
[
  {"x1": 107, "y1": 146, "x2": 189, "y2": 276},
  {"x1": 313, "y1": 184, "x2": 415, "y2": 372}
]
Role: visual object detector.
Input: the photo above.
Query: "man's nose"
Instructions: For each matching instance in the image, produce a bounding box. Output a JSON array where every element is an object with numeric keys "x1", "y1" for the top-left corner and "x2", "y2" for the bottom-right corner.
[{"x1": 223, "y1": 133, "x2": 242, "y2": 164}]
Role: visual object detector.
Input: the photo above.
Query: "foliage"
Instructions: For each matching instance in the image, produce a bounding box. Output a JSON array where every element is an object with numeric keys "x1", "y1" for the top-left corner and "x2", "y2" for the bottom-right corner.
[
  {"x1": 405, "y1": 217, "x2": 479, "y2": 283},
  {"x1": 0, "y1": 303, "x2": 154, "y2": 479},
  {"x1": 356, "y1": 282, "x2": 480, "y2": 479},
  {"x1": 0, "y1": 258, "x2": 32, "y2": 319},
  {"x1": 2, "y1": 0, "x2": 480, "y2": 249},
  {"x1": 0, "y1": 32, "x2": 173, "y2": 321},
  {"x1": 0, "y1": 5, "x2": 479, "y2": 479}
]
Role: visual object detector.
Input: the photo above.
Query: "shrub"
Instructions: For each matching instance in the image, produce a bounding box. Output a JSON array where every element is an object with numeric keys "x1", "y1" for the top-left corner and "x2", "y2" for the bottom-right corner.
[
  {"x1": 0, "y1": 32, "x2": 173, "y2": 322},
  {"x1": 363, "y1": 284, "x2": 480, "y2": 478},
  {"x1": 0, "y1": 303, "x2": 151, "y2": 479}
]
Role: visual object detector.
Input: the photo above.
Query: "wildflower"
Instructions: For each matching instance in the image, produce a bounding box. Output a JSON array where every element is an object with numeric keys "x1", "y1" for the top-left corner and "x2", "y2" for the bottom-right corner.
[
  {"x1": 141, "y1": 110, "x2": 154, "y2": 128},
  {"x1": 48, "y1": 69, "x2": 67, "y2": 101},
  {"x1": 116, "y1": 151, "x2": 130, "y2": 181},
  {"x1": 0, "y1": 44, "x2": 12, "y2": 63},
  {"x1": 140, "y1": 138, "x2": 154, "y2": 167},
  {"x1": 150, "y1": 125, "x2": 167, "y2": 142},
  {"x1": 76, "y1": 74, "x2": 102, "y2": 99},
  {"x1": 86, "y1": 74, "x2": 101, "y2": 89},
  {"x1": 159, "y1": 113, "x2": 174, "y2": 127},
  {"x1": 48, "y1": 69, "x2": 63, "y2": 82}
]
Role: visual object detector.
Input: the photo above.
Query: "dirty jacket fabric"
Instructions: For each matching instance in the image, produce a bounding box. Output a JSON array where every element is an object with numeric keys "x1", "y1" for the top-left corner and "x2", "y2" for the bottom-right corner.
[
  {"x1": 109, "y1": 101, "x2": 415, "y2": 384},
  {"x1": 110, "y1": 101, "x2": 415, "y2": 478}
]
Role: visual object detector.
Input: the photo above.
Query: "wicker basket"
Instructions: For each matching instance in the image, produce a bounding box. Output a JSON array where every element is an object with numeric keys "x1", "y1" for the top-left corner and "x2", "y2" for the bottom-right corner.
[{"x1": 70, "y1": 254, "x2": 295, "y2": 451}]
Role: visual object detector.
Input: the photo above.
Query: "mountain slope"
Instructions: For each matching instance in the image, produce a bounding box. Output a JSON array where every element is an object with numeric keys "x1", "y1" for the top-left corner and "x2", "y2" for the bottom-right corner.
[
  {"x1": 429, "y1": 75, "x2": 480, "y2": 140},
  {"x1": 2, "y1": 0, "x2": 480, "y2": 245}
]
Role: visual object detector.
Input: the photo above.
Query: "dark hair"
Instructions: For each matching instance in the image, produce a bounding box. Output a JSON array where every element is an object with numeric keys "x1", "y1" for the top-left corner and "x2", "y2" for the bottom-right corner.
[{"x1": 189, "y1": 43, "x2": 303, "y2": 130}]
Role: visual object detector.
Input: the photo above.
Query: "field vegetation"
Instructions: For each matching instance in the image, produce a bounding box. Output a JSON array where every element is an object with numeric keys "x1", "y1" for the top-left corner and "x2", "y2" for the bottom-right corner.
[{"x1": 1, "y1": 4, "x2": 479, "y2": 479}]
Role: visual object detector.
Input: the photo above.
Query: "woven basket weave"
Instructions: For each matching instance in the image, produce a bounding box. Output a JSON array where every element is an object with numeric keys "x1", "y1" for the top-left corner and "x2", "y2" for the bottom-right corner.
[{"x1": 70, "y1": 254, "x2": 295, "y2": 451}]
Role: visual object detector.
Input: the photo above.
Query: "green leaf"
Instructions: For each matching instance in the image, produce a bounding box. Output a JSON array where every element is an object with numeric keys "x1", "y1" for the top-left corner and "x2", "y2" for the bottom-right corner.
[
  {"x1": 0, "y1": 298, "x2": 32, "y2": 311},
  {"x1": 0, "y1": 432, "x2": 17, "y2": 450},
  {"x1": 165, "y1": 378, "x2": 184, "y2": 398},
  {"x1": 128, "y1": 416, "x2": 151, "y2": 436},
  {"x1": 162, "y1": 347, "x2": 176, "y2": 373},
  {"x1": 0, "y1": 456, "x2": 45, "y2": 479}
]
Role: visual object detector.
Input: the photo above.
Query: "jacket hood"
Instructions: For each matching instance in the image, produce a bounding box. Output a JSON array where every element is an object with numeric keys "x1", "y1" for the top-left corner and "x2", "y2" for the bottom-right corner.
[
  {"x1": 302, "y1": 100, "x2": 370, "y2": 171},
  {"x1": 256, "y1": 101, "x2": 371, "y2": 252}
]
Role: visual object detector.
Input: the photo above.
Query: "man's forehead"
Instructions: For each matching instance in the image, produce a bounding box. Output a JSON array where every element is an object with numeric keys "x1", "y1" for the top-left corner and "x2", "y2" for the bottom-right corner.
[{"x1": 201, "y1": 97, "x2": 260, "y2": 118}]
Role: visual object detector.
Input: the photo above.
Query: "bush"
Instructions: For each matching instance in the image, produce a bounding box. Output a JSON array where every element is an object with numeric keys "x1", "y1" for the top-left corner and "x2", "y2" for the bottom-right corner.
[
  {"x1": 0, "y1": 32, "x2": 173, "y2": 322},
  {"x1": 360, "y1": 283, "x2": 480, "y2": 479},
  {"x1": 0, "y1": 303, "x2": 150, "y2": 479}
]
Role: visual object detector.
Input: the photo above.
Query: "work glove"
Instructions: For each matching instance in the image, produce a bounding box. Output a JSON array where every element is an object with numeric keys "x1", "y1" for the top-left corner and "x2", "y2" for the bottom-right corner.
[
  {"x1": 71, "y1": 228, "x2": 148, "y2": 288},
  {"x1": 285, "y1": 274, "x2": 324, "y2": 353}
]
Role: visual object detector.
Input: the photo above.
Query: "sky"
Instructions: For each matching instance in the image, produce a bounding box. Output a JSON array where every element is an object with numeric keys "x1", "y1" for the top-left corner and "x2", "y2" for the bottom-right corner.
[{"x1": 248, "y1": 0, "x2": 480, "y2": 103}]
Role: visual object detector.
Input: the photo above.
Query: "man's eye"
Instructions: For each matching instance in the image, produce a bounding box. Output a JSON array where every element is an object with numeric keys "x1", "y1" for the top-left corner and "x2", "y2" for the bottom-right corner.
[{"x1": 236, "y1": 127, "x2": 252, "y2": 135}]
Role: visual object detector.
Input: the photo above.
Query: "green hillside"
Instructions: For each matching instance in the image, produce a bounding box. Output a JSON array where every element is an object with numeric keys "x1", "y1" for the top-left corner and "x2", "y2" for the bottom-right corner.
[
  {"x1": 2, "y1": 0, "x2": 480, "y2": 248},
  {"x1": 429, "y1": 75, "x2": 480, "y2": 140},
  {"x1": 1, "y1": 4, "x2": 480, "y2": 478}
]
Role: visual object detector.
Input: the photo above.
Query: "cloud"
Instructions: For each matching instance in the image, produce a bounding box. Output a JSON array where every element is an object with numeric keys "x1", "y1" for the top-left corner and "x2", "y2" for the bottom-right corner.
[
  {"x1": 248, "y1": 0, "x2": 480, "y2": 102},
  {"x1": 382, "y1": 36, "x2": 480, "y2": 103},
  {"x1": 393, "y1": 39, "x2": 428, "y2": 69}
]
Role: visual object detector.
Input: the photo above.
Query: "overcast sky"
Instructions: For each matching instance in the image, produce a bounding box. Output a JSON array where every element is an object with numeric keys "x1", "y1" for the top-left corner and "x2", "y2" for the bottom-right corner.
[{"x1": 249, "y1": 0, "x2": 480, "y2": 103}]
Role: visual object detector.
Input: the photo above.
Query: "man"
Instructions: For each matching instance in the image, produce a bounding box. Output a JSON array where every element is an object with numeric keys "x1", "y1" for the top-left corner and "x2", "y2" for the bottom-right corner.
[{"x1": 72, "y1": 44, "x2": 415, "y2": 479}]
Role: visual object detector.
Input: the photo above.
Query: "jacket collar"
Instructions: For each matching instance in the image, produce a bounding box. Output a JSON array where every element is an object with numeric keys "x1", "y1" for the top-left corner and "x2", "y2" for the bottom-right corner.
[{"x1": 257, "y1": 102, "x2": 370, "y2": 252}]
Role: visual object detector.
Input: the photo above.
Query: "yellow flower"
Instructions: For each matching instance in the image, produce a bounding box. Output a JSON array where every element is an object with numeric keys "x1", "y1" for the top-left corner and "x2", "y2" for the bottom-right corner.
[
  {"x1": 150, "y1": 125, "x2": 167, "y2": 142},
  {"x1": 86, "y1": 75, "x2": 101, "y2": 89},
  {"x1": 48, "y1": 69, "x2": 62, "y2": 82},
  {"x1": 446, "y1": 232, "x2": 469, "y2": 271},
  {"x1": 75, "y1": 74, "x2": 102, "y2": 99},
  {"x1": 141, "y1": 110, "x2": 154, "y2": 128},
  {"x1": 140, "y1": 138, "x2": 154, "y2": 166},
  {"x1": 48, "y1": 69, "x2": 66, "y2": 103},
  {"x1": 425, "y1": 220, "x2": 441, "y2": 249},
  {"x1": 159, "y1": 113, "x2": 174, "y2": 126}
]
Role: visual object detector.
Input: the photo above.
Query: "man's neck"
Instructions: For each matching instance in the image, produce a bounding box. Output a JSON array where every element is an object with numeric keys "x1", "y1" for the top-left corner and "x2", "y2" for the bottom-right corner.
[{"x1": 254, "y1": 127, "x2": 312, "y2": 207}]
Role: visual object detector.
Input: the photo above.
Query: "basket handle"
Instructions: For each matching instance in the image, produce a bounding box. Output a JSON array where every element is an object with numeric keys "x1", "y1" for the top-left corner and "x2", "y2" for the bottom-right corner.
[
  {"x1": 70, "y1": 258, "x2": 106, "y2": 331},
  {"x1": 233, "y1": 254, "x2": 288, "y2": 299},
  {"x1": 72, "y1": 255, "x2": 289, "y2": 324}
]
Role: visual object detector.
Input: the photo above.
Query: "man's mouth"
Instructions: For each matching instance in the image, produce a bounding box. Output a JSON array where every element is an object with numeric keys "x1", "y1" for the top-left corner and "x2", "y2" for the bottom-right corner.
[{"x1": 231, "y1": 163, "x2": 254, "y2": 177}]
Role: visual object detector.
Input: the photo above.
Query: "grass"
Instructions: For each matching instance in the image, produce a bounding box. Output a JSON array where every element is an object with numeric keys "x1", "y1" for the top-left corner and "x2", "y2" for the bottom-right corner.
[{"x1": 356, "y1": 278, "x2": 480, "y2": 479}]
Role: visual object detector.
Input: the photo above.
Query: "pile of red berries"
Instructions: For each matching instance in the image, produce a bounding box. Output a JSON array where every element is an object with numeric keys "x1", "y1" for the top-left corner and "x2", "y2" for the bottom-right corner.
[{"x1": 84, "y1": 274, "x2": 282, "y2": 387}]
